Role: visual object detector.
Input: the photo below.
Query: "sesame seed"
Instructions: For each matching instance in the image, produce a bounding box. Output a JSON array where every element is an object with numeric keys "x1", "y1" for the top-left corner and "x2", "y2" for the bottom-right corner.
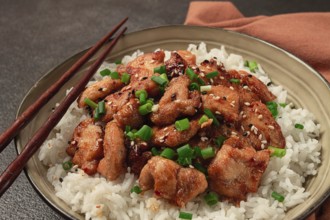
[
  {"x1": 201, "y1": 137, "x2": 208, "y2": 142},
  {"x1": 261, "y1": 144, "x2": 265, "y2": 149},
  {"x1": 268, "y1": 125, "x2": 275, "y2": 130},
  {"x1": 258, "y1": 114, "x2": 263, "y2": 119},
  {"x1": 242, "y1": 114, "x2": 247, "y2": 118},
  {"x1": 102, "y1": 88, "x2": 108, "y2": 92},
  {"x1": 213, "y1": 96, "x2": 220, "y2": 100},
  {"x1": 220, "y1": 76, "x2": 225, "y2": 80},
  {"x1": 244, "y1": 102, "x2": 251, "y2": 106},
  {"x1": 231, "y1": 131, "x2": 238, "y2": 136},
  {"x1": 210, "y1": 78, "x2": 214, "y2": 84},
  {"x1": 258, "y1": 134, "x2": 263, "y2": 140},
  {"x1": 243, "y1": 86, "x2": 249, "y2": 90},
  {"x1": 261, "y1": 140, "x2": 267, "y2": 144},
  {"x1": 130, "y1": 141, "x2": 135, "y2": 146},
  {"x1": 230, "y1": 86, "x2": 234, "y2": 90},
  {"x1": 241, "y1": 125, "x2": 245, "y2": 131},
  {"x1": 200, "y1": 72, "x2": 205, "y2": 77},
  {"x1": 215, "y1": 111, "x2": 221, "y2": 115}
]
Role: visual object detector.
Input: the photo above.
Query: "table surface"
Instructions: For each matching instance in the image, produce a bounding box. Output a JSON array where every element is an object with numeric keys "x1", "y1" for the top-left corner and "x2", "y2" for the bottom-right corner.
[{"x1": 1, "y1": 0, "x2": 330, "y2": 219}]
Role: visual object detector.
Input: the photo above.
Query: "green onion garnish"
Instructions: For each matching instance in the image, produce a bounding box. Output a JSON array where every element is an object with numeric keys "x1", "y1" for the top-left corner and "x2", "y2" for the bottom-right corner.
[
  {"x1": 126, "y1": 131, "x2": 136, "y2": 140},
  {"x1": 121, "y1": 72, "x2": 130, "y2": 84},
  {"x1": 189, "y1": 82, "x2": 200, "y2": 91},
  {"x1": 130, "y1": 185, "x2": 142, "y2": 194},
  {"x1": 201, "y1": 146, "x2": 215, "y2": 159},
  {"x1": 279, "y1": 103, "x2": 287, "y2": 108},
  {"x1": 110, "y1": 71, "x2": 120, "y2": 79},
  {"x1": 214, "y1": 135, "x2": 226, "y2": 147},
  {"x1": 200, "y1": 85, "x2": 212, "y2": 92},
  {"x1": 138, "y1": 103, "x2": 153, "y2": 115},
  {"x1": 193, "y1": 146, "x2": 202, "y2": 158},
  {"x1": 204, "y1": 192, "x2": 219, "y2": 206},
  {"x1": 294, "y1": 123, "x2": 304, "y2": 129},
  {"x1": 175, "y1": 118, "x2": 190, "y2": 131},
  {"x1": 266, "y1": 101, "x2": 278, "y2": 118},
  {"x1": 97, "y1": 101, "x2": 106, "y2": 115},
  {"x1": 203, "y1": 109, "x2": 220, "y2": 127},
  {"x1": 196, "y1": 77, "x2": 206, "y2": 86},
  {"x1": 198, "y1": 115, "x2": 209, "y2": 125},
  {"x1": 62, "y1": 161, "x2": 73, "y2": 171},
  {"x1": 160, "y1": 148, "x2": 176, "y2": 160},
  {"x1": 135, "y1": 89, "x2": 148, "y2": 105},
  {"x1": 94, "y1": 107, "x2": 100, "y2": 120},
  {"x1": 151, "y1": 75, "x2": 168, "y2": 87},
  {"x1": 186, "y1": 68, "x2": 198, "y2": 80},
  {"x1": 271, "y1": 191, "x2": 285, "y2": 202},
  {"x1": 115, "y1": 60, "x2": 122, "y2": 65},
  {"x1": 125, "y1": 125, "x2": 131, "y2": 133},
  {"x1": 193, "y1": 162, "x2": 207, "y2": 175},
  {"x1": 135, "y1": 125, "x2": 153, "y2": 141},
  {"x1": 100, "y1": 68, "x2": 111, "y2": 77},
  {"x1": 84, "y1": 98, "x2": 98, "y2": 109},
  {"x1": 206, "y1": 71, "x2": 219, "y2": 79},
  {"x1": 229, "y1": 78, "x2": 240, "y2": 84},
  {"x1": 268, "y1": 146, "x2": 286, "y2": 158},
  {"x1": 244, "y1": 60, "x2": 258, "y2": 73},
  {"x1": 179, "y1": 211, "x2": 193, "y2": 220},
  {"x1": 154, "y1": 65, "x2": 166, "y2": 74},
  {"x1": 176, "y1": 144, "x2": 194, "y2": 166},
  {"x1": 151, "y1": 147, "x2": 160, "y2": 156}
]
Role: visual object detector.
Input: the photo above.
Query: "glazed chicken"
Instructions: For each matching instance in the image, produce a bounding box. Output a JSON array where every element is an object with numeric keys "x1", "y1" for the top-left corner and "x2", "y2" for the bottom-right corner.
[
  {"x1": 67, "y1": 49, "x2": 286, "y2": 207},
  {"x1": 139, "y1": 156, "x2": 207, "y2": 207}
]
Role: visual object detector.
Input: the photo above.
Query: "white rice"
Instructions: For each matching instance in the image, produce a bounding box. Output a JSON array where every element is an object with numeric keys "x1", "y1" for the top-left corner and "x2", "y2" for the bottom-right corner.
[{"x1": 38, "y1": 42, "x2": 321, "y2": 220}]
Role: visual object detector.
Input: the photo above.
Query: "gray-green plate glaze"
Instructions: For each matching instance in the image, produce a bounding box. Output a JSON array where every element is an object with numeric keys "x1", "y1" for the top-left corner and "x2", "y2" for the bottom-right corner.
[{"x1": 15, "y1": 25, "x2": 330, "y2": 220}]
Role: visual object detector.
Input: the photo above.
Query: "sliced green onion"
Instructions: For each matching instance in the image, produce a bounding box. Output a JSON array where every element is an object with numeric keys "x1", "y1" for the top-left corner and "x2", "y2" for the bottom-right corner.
[
  {"x1": 135, "y1": 89, "x2": 148, "y2": 105},
  {"x1": 160, "y1": 73, "x2": 169, "y2": 82},
  {"x1": 198, "y1": 115, "x2": 209, "y2": 125},
  {"x1": 279, "y1": 103, "x2": 287, "y2": 108},
  {"x1": 196, "y1": 77, "x2": 206, "y2": 86},
  {"x1": 121, "y1": 72, "x2": 131, "y2": 84},
  {"x1": 139, "y1": 103, "x2": 153, "y2": 115},
  {"x1": 271, "y1": 191, "x2": 285, "y2": 202},
  {"x1": 193, "y1": 146, "x2": 202, "y2": 158},
  {"x1": 115, "y1": 60, "x2": 122, "y2": 65},
  {"x1": 214, "y1": 135, "x2": 226, "y2": 147},
  {"x1": 151, "y1": 147, "x2": 160, "y2": 156},
  {"x1": 100, "y1": 68, "x2": 111, "y2": 77},
  {"x1": 135, "y1": 125, "x2": 153, "y2": 141},
  {"x1": 294, "y1": 123, "x2": 304, "y2": 129},
  {"x1": 189, "y1": 82, "x2": 200, "y2": 91},
  {"x1": 204, "y1": 192, "x2": 219, "y2": 206},
  {"x1": 186, "y1": 68, "x2": 198, "y2": 80},
  {"x1": 154, "y1": 65, "x2": 166, "y2": 74},
  {"x1": 109, "y1": 71, "x2": 120, "y2": 79},
  {"x1": 97, "y1": 101, "x2": 106, "y2": 115},
  {"x1": 62, "y1": 161, "x2": 73, "y2": 171},
  {"x1": 229, "y1": 78, "x2": 240, "y2": 84},
  {"x1": 179, "y1": 211, "x2": 193, "y2": 220},
  {"x1": 244, "y1": 60, "x2": 258, "y2": 73},
  {"x1": 204, "y1": 109, "x2": 220, "y2": 127},
  {"x1": 130, "y1": 185, "x2": 142, "y2": 194},
  {"x1": 175, "y1": 118, "x2": 190, "y2": 131},
  {"x1": 193, "y1": 162, "x2": 207, "y2": 175},
  {"x1": 200, "y1": 85, "x2": 212, "y2": 92},
  {"x1": 206, "y1": 71, "x2": 219, "y2": 79},
  {"x1": 94, "y1": 107, "x2": 100, "y2": 120},
  {"x1": 160, "y1": 148, "x2": 176, "y2": 160},
  {"x1": 268, "y1": 146, "x2": 286, "y2": 158},
  {"x1": 125, "y1": 125, "x2": 131, "y2": 133},
  {"x1": 266, "y1": 101, "x2": 278, "y2": 118},
  {"x1": 177, "y1": 144, "x2": 194, "y2": 166},
  {"x1": 126, "y1": 131, "x2": 136, "y2": 140},
  {"x1": 151, "y1": 75, "x2": 168, "y2": 87},
  {"x1": 201, "y1": 147, "x2": 215, "y2": 159},
  {"x1": 84, "y1": 98, "x2": 98, "y2": 109}
]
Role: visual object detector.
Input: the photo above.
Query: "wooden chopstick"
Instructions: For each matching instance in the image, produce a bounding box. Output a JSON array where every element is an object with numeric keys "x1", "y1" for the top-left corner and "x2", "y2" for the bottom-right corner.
[
  {"x1": 0, "y1": 17, "x2": 128, "y2": 153},
  {"x1": 0, "y1": 24, "x2": 127, "y2": 197}
]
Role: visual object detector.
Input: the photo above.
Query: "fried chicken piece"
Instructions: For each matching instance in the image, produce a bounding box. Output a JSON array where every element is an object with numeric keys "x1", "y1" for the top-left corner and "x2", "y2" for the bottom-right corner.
[
  {"x1": 197, "y1": 59, "x2": 228, "y2": 86},
  {"x1": 139, "y1": 156, "x2": 207, "y2": 207},
  {"x1": 97, "y1": 121, "x2": 126, "y2": 180},
  {"x1": 66, "y1": 118, "x2": 104, "y2": 175},
  {"x1": 151, "y1": 119, "x2": 200, "y2": 148},
  {"x1": 113, "y1": 97, "x2": 144, "y2": 129},
  {"x1": 177, "y1": 50, "x2": 196, "y2": 66},
  {"x1": 240, "y1": 101, "x2": 285, "y2": 150},
  {"x1": 151, "y1": 75, "x2": 201, "y2": 126},
  {"x1": 202, "y1": 85, "x2": 240, "y2": 122},
  {"x1": 208, "y1": 137, "x2": 270, "y2": 201},
  {"x1": 227, "y1": 70, "x2": 276, "y2": 104},
  {"x1": 165, "y1": 51, "x2": 187, "y2": 78},
  {"x1": 126, "y1": 139, "x2": 152, "y2": 175},
  {"x1": 77, "y1": 77, "x2": 123, "y2": 108}
]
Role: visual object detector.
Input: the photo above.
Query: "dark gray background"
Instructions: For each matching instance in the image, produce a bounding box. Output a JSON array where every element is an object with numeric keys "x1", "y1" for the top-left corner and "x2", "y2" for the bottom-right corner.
[{"x1": 1, "y1": 0, "x2": 329, "y2": 219}]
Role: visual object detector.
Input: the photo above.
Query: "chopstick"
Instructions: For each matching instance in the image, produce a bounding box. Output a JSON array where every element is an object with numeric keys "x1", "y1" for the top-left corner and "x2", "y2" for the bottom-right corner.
[
  {"x1": 0, "y1": 22, "x2": 127, "y2": 197},
  {"x1": 0, "y1": 17, "x2": 128, "y2": 153}
]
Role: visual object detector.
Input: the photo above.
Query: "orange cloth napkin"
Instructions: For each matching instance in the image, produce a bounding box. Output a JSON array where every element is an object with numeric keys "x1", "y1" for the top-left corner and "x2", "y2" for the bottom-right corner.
[
  {"x1": 185, "y1": 2, "x2": 330, "y2": 220},
  {"x1": 185, "y1": 1, "x2": 330, "y2": 83}
]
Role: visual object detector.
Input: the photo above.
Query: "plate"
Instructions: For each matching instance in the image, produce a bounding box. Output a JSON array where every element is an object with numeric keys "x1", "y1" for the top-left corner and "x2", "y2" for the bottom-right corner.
[{"x1": 15, "y1": 25, "x2": 330, "y2": 219}]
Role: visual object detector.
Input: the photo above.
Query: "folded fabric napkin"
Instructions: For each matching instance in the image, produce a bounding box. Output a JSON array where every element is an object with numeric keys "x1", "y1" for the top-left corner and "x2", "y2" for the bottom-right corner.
[
  {"x1": 185, "y1": 2, "x2": 330, "y2": 220},
  {"x1": 185, "y1": 1, "x2": 330, "y2": 83}
]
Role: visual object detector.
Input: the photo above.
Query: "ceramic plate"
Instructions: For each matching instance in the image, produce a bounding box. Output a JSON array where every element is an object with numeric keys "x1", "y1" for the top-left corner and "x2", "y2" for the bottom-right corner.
[{"x1": 15, "y1": 25, "x2": 330, "y2": 220}]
